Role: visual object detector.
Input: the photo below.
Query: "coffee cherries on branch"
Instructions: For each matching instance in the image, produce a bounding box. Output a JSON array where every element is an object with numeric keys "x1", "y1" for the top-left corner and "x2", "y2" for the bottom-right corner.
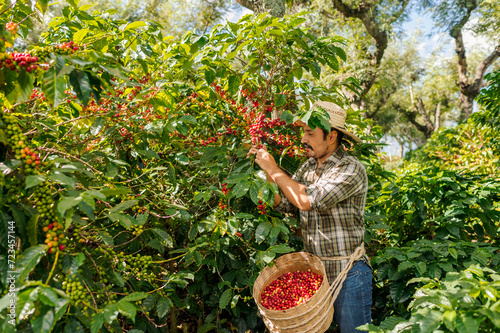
[
  {"x1": 0, "y1": 52, "x2": 39, "y2": 72},
  {"x1": 5, "y1": 22, "x2": 18, "y2": 34}
]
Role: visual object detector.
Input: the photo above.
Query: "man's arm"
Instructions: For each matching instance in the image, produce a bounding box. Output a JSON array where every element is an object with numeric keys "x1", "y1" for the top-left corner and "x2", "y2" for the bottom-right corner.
[
  {"x1": 248, "y1": 146, "x2": 311, "y2": 211},
  {"x1": 261, "y1": 170, "x2": 283, "y2": 208}
]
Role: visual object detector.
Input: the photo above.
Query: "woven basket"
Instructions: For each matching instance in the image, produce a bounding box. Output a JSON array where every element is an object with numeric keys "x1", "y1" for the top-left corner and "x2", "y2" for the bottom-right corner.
[{"x1": 252, "y1": 252, "x2": 334, "y2": 333}]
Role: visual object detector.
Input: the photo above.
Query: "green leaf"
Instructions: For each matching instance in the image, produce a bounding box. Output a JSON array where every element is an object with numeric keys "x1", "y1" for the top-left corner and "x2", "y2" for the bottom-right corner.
[
  {"x1": 69, "y1": 70, "x2": 92, "y2": 106},
  {"x1": 268, "y1": 244, "x2": 294, "y2": 254},
  {"x1": 456, "y1": 313, "x2": 479, "y2": 333},
  {"x1": 478, "y1": 212, "x2": 497, "y2": 239},
  {"x1": 122, "y1": 21, "x2": 147, "y2": 31},
  {"x1": 255, "y1": 222, "x2": 271, "y2": 244},
  {"x1": 42, "y1": 57, "x2": 72, "y2": 108},
  {"x1": 198, "y1": 323, "x2": 216, "y2": 333},
  {"x1": 31, "y1": 308, "x2": 55, "y2": 333},
  {"x1": 275, "y1": 93, "x2": 287, "y2": 107},
  {"x1": 117, "y1": 301, "x2": 136, "y2": 321},
  {"x1": 292, "y1": 66, "x2": 303, "y2": 80},
  {"x1": 0, "y1": 292, "x2": 13, "y2": 314},
  {"x1": 90, "y1": 313, "x2": 105, "y2": 333},
  {"x1": 57, "y1": 196, "x2": 82, "y2": 216},
  {"x1": 90, "y1": 117, "x2": 106, "y2": 136},
  {"x1": 100, "y1": 187, "x2": 130, "y2": 197},
  {"x1": 257, "y1": 250, "x2": 275, "y2": 265},
  {"x1": 231, "y1": 181, "x2": 250, "y2": 198},
  {"x1": 16, "y1": 69, "x2": 35, "y2": 103},
  {"x1": 110, "y1": 200, "x2": 138, "y2": 214},
  {"x1": 98, "y1": 231, "x2": 114, "y2": 246},
  {"x1": 225, "y1": 173, "x2": 249, "y2": 184},
  {"x1": 205, "y1": 68, "x2": 216, "y2": 85},
  {"x1": 142, "y1": 293, "x2": 159, "y2": 312},
  {"x1": 443, "y1": 310, "x2": 456, "y2": 331},
  {"x1": 103, "y1": 303, "x2": 119, "y2": 324},
  {"x1": 137, "y1": 150, "x2": 160, "y2": 159},
  {"x1": 108, "y1": 213, "x2": 136, "y2": 229},
  {"x1": 25, "y1": 175, "x2": 47, "y2": 189},
  {"x1": 156, "y1": 297, "x2": 172, "y2": 319},
  {"x1": 390, "y1": 280, "x2": 413, "y2": 303},
  {"x1": 219, "y1": 289, "x2": 233, "y2": 309},
  {"x1": 151, "y1": 228, "x2": 173, "y2": 247},
  {"x1": 449, "y1": 247, "x2": 458, "y2": 260},
  {"x1": 417, "y1": 309, "x2": 443, "y2": 332},
  {"x1": 38, "y1": 287, "x2": 58, "y2": 307},
  {"x1": 62, "y1": 253, "x2": 85, "y2": 275},
  {"x1": 16, "y1": 245, "x2": 47, "y2": 282},
  {"x1": 73, "y1": 28, "x2": 89, "y2": 44},
  {"x1": 63, "y1": 318, "x2": 85, "y2": 333},
  {"x1": 49, "y1": 171, "x2": 75, "y2": 187},
  {"x1": 36, "y1": 0, "x2": 50, "y2": 13},
  {"x1": 416, "y1": 262, "x2": 427, "y2": 275},
  {"x1": 280, "y1": 110, "x2": 295, "y2": 125},
  {"x1": 0, "y1": 129, "x2": 8, "y2": 145},
  {"x1": 121, "y1": 292, "x2": 148, "y2": 302},
  {"x1": 111, "y1": 270, "x2": 125, "y2": 287},
  {"x1": 27, "y1": 212, "x2": 40, "y2": 246},
  {"x1": 227, "y1": 75, "x2": 241, "y2": 96},
  {"x1": 398, "y1": 261, "x2": 414, "y2": 272},
  {"x1": 249, "y1": 182, "x2": 260, "y2": 204}
]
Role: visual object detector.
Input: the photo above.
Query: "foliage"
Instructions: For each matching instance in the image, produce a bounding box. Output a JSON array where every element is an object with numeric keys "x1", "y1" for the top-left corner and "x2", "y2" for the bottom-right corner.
[
  {"x1": 360, "y1": 265, "x2": 500, "y2": 333},
  {"x1": 365, "y1": 70, "x2": 500, "y2": 330},
  {"x1": 370, "y1": 240, "x2": 499, "y2": 322},
  {"x1": 1, "y1": 1, "x2": 499, "y2": 332},
  {"x1": 408, "y1": 70, "x2": 500, "y2": 177},
  {"x1": 366, "y1": 165, "x2": 500, "y2": 246},
  {"x1": 0, "y1": 3, "x2": 382, "y2": 332}
]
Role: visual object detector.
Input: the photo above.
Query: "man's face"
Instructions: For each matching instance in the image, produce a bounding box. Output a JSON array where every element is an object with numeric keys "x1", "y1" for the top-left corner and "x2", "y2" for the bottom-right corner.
[{"x1": 300, "y1": 125, "x2": 334, "y2": 161}]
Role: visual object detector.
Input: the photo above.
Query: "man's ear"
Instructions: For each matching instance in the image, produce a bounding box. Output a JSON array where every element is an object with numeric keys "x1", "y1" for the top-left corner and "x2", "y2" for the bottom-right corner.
[{"x1": 328, "y1": 130, "x2": 338, "y2": 145}]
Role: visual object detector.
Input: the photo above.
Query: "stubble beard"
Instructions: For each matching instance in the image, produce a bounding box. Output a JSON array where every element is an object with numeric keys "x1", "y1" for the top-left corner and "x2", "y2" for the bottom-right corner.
[{"x1": 303, "y1": 143, "x2": 330, "y2": 161}]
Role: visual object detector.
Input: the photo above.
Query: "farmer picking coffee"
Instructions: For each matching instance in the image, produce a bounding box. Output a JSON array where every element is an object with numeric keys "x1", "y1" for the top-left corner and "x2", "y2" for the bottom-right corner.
[{"x1": 248, "y1": 101, "x2": 372, "y2": 332}]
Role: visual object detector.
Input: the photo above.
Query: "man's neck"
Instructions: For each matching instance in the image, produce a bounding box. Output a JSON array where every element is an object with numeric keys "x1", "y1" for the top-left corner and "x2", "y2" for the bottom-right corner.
[{"x1": 316, "y1": 142, "x2": 340, "y2": 166}]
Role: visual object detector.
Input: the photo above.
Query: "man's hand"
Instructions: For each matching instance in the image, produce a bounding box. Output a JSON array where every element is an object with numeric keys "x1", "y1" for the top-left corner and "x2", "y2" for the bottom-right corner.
[
  {"x1": 247, "y1": 145, "x2": 279, "y2": 175},
  {"x1": 247, "y1": 145, "x2": 311, "y2": 211}
]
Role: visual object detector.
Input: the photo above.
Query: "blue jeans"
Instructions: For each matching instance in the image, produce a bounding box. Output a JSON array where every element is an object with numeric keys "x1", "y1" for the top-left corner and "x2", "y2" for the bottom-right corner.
[{"x1": 332, "y1": 260, "x2": 373, "y2": 332}]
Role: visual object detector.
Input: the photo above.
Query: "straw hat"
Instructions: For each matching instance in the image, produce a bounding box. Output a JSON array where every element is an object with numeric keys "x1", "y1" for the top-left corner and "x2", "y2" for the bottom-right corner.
[{"x1": 300, "y1": 101, "x2": 361, "y2": 143}]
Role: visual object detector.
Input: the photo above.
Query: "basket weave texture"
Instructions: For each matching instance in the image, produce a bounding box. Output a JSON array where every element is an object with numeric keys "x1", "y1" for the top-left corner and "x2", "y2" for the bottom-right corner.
[{"x1": 252, "y1": 252, "x2": 333, "y2": 333}]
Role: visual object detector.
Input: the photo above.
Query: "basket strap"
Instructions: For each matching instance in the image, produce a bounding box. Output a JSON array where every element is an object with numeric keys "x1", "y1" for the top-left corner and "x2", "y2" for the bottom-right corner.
[
  {"x1": 325, "y1": 244, "x2": 366, "y2": 308},
  {"x1": 261, "y1": 245, "x2": 366, "y2": 330}
]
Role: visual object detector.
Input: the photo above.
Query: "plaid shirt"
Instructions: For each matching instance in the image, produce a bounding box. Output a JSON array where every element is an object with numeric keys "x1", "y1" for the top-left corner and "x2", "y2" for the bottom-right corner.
[{"x1": 275, "y1": 144, "x2": 369, "y2": 284}]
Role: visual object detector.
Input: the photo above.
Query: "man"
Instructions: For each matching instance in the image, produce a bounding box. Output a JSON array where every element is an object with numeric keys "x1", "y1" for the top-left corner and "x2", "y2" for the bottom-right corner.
[{"x1": 248, "y1": 101, "x2": 372, "y2": 332}]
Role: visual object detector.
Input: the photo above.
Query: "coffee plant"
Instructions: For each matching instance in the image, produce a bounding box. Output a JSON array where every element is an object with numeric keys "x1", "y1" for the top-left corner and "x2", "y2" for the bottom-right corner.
[
  {"x1": 363, "y1": 71, "x2": 500, "y2": 330},
  {"x1": 0, "y1": 2, "x2": 382, "y2": 332},
  {"x1": 1, "y1": 1, "x2": 498, "y2": 332},
  {"x1": 360, "y1": 265, "x2": 500, "y2": 332}
]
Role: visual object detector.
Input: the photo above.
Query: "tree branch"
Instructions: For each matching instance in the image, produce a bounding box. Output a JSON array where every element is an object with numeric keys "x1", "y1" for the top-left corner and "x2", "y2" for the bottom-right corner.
[
  {"x1": 468, "y1": 43, "x2": 500, "y2": 95},
  {"x1": 235, "y1": 0, "x2": 285, "y2": 17},
  {"x1": 394, "y1": 103, "x2": 433, "y2": 139},
  {"x1": 450, "y1": 1, "x2": 479, "y2": 90},
  {"x1": 434, "y1": 101, "x2": 442, "y2": 130},
  {"x1": 330, "y1": 0, "x2": 409, "y2": 103},
  {"x1": 415, "y1": 98, "x2": 435, "y2": 135}
]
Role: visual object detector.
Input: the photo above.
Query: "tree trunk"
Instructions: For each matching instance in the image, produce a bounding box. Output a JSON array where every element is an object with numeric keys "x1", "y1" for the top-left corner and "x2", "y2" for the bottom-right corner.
[
  {"x1": 235, "y1": 0, "x2": 285, "y2": 17},
  {"x1": 434, "y1": 101, "x2": 441, "y2": 130},
  {"x1": 450, "y1": 2, "x2": 500, "y2": 122},
  {"x1": 394, "y1": 103, "x2": 434, "y2": 140},
  {"x1": 332, "y1": 0, "x2": 410, "y2": 105}
]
